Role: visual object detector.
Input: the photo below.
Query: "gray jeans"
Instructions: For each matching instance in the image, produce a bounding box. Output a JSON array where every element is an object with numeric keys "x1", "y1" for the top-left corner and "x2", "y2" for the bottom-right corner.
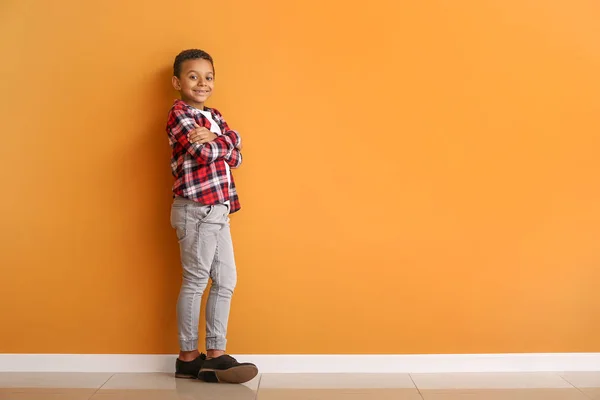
[{"x1": 170, "y1": 197, "x2": 237, "y2": 352}]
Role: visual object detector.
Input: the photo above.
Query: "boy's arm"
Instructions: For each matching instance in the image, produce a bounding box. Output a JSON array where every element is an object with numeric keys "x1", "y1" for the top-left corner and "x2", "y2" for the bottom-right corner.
[
  {"x1": 168, "y1": 108, "x2": 240, "y2": 164},
  {"x1": 213, "y1": 108, "x2": 242, "y2": 150},
  {"x1": 224, "y1": 148, "x2": 243, "y2": 169},
  {"x1": 219, "y1": 108, "x2": 243, "y2": 166}
]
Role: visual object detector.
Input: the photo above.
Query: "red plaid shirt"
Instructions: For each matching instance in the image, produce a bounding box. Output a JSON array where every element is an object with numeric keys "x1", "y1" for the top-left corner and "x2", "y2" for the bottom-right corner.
[{"x1": 166, "y1": 99, "x2": 243, "y2": 213}]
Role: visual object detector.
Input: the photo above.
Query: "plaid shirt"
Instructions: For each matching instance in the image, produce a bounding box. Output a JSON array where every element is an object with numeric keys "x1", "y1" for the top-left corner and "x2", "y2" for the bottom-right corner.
[{"x1": 166, "y1": 99, "x2": 243, "y2": 213}]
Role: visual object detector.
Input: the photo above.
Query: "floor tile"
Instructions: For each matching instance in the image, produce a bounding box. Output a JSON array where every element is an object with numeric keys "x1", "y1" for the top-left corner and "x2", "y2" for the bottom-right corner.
[
  {"x1": 419, "y1": 388, "x2": 589, "y2": 399},
  {"x1": 257, "y1": 388, "x2": 423, "y2": 400},
  {"x1": 0, "y1": 388, "x2": 96, "y2": 400},
  {"x1": 100, "y1": 372, "x2": 260, "y2": 391},
  {"x1": 92, "y1": 383, "x2": 258, "y2": 400},
  {"x1": 259, "y1": 373, "x2": 416, "y2": 389},
  {"x1": 560, "y1": 372, "x2": 600, "y2": 388},
  {"x1": 560, "y1": 372, "x2": 600, "y2": 400},
  {"x1": 410, "y1": 372, "x2": 572, "y2": 390},
  {"x1": 99, "y1": 373, "x2": 190, "y2": 390},
  {"x1": 578, "y1": 388, "x2": 600, "y2": 400},
  {"x1": 94, "y1": 373, "x2": 259, "y2": 399},
  {"x1": 92, "y1": 390, "x2": 181, "y2": 400},
  {"x1": 0, "y1": 372, "x2": 112, "y2": 389}
]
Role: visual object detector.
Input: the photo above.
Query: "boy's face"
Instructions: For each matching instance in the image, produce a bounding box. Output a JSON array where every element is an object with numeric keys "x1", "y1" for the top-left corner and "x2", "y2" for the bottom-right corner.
[{"x1": 172, "y1": 58, "x2": 214, "y2": 108}]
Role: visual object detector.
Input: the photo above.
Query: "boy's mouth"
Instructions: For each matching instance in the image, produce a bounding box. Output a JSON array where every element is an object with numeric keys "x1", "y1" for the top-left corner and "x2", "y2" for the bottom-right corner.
[{"x1": 193, "y1": 89, "x2": 210, "y2": 95}]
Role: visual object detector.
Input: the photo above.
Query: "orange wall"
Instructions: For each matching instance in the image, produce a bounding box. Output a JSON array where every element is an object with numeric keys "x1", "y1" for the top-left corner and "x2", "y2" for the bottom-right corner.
[{"x1": 1, "y1": 0, "x2": 599, "y2": 355}]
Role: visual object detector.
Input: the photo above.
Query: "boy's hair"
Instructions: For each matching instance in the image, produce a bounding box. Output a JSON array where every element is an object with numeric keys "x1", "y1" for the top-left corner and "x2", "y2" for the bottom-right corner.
[{"x1": 173, "y1": 49, "x2": 214, "y2": 78}]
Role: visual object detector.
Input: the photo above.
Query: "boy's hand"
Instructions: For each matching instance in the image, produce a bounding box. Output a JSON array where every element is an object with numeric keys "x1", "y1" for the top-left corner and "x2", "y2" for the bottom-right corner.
[{"x1": 188, "y1": 123, "x2": 217, "y2": 144}]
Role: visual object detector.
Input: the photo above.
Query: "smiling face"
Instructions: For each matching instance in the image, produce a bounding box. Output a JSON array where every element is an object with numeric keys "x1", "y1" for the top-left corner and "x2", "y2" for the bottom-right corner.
[{"x1": 172, "y1": 58, "x2": 215, "y2": 109}]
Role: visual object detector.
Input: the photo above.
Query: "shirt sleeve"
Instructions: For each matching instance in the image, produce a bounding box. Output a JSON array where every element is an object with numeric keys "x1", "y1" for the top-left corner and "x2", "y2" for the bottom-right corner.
[
  {"x1": 212, "y1": 108, "x2": 242, "y2": 149},
  {"x1": 168, "y1": 107, "x2": 239, "y2": 164},
  {"x1": 224, "y1": 148, "x2": 243, "y2": 169}
]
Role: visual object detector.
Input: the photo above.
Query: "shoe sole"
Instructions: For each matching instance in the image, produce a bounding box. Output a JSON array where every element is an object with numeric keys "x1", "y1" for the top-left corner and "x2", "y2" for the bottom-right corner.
[
  {"x1": 175, "y1": 373, "x2": 197, "y2": 379},
  {"x1": 201, "y1": 365, "x2": 259, "y2": 384}
]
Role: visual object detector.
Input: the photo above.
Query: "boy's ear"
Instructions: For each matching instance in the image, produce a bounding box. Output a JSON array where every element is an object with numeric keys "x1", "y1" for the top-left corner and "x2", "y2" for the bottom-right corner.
[{"x1": 172, "y1": 76, "x2": 181, "y2": 91}]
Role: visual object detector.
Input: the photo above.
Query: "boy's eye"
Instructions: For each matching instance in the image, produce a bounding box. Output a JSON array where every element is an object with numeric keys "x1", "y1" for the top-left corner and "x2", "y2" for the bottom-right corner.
[
  {"x1": 190, "y1": 75, "x2": 197, "y2": 80},
  {"x1": 207, "y1": 77, "x2": 213, "y2": 81}
]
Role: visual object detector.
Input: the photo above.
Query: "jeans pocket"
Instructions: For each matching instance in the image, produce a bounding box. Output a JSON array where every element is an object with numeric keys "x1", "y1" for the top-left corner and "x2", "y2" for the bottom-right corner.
[
  {"x1": 170, "y1": 204, "x2": 188, "y2": 241},
  {"x1": 198, "y1": 205, "x2": 220, "y2": 236},
  {"x1": 198, "y1": 205, "x2": 214, "y2": 223}
]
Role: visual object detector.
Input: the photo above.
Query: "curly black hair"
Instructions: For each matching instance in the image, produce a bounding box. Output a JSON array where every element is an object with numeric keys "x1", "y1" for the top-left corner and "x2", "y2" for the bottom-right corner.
[{"x1": 173, "y1": 49, "x2": 214, "y2": 78}]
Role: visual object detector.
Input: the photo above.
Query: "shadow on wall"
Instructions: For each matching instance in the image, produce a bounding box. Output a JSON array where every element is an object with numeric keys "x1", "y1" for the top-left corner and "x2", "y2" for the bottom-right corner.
[
  {"x1": 150, "y1": 66, "x2": 185, "y2": 353},
  {"x1": 99, "y1": 64, "x2": 219, "y2": 353},
  {"x1": 113, "y1": 65, "x2": 185, "y2": 353}
]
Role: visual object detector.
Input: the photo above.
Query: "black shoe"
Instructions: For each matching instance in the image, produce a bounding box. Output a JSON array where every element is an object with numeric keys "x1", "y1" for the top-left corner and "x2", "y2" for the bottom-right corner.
[
  {"x1": 175, "y1": 353, "x2": 207, "y2": 379},
  {"x1": 198, "y1": 355, "x2": 258, "y2": 384}
]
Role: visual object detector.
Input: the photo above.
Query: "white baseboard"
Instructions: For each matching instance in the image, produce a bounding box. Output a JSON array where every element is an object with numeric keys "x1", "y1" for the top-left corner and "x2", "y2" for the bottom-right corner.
[{"x1": 1, "y1": 353, "x2": 599, "y2": 374}]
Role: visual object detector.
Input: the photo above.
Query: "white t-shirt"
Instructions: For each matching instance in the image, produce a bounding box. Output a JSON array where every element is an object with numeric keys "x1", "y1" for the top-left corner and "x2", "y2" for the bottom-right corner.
[{"x1": 196, "y1": 108, "x2": 232, "y2": 203}]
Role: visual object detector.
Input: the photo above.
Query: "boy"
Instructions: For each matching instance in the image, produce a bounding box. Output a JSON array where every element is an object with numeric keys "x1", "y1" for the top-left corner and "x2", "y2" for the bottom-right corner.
[{"x1": 166, "y1": 49, "x2": 257, "y2": 384}]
